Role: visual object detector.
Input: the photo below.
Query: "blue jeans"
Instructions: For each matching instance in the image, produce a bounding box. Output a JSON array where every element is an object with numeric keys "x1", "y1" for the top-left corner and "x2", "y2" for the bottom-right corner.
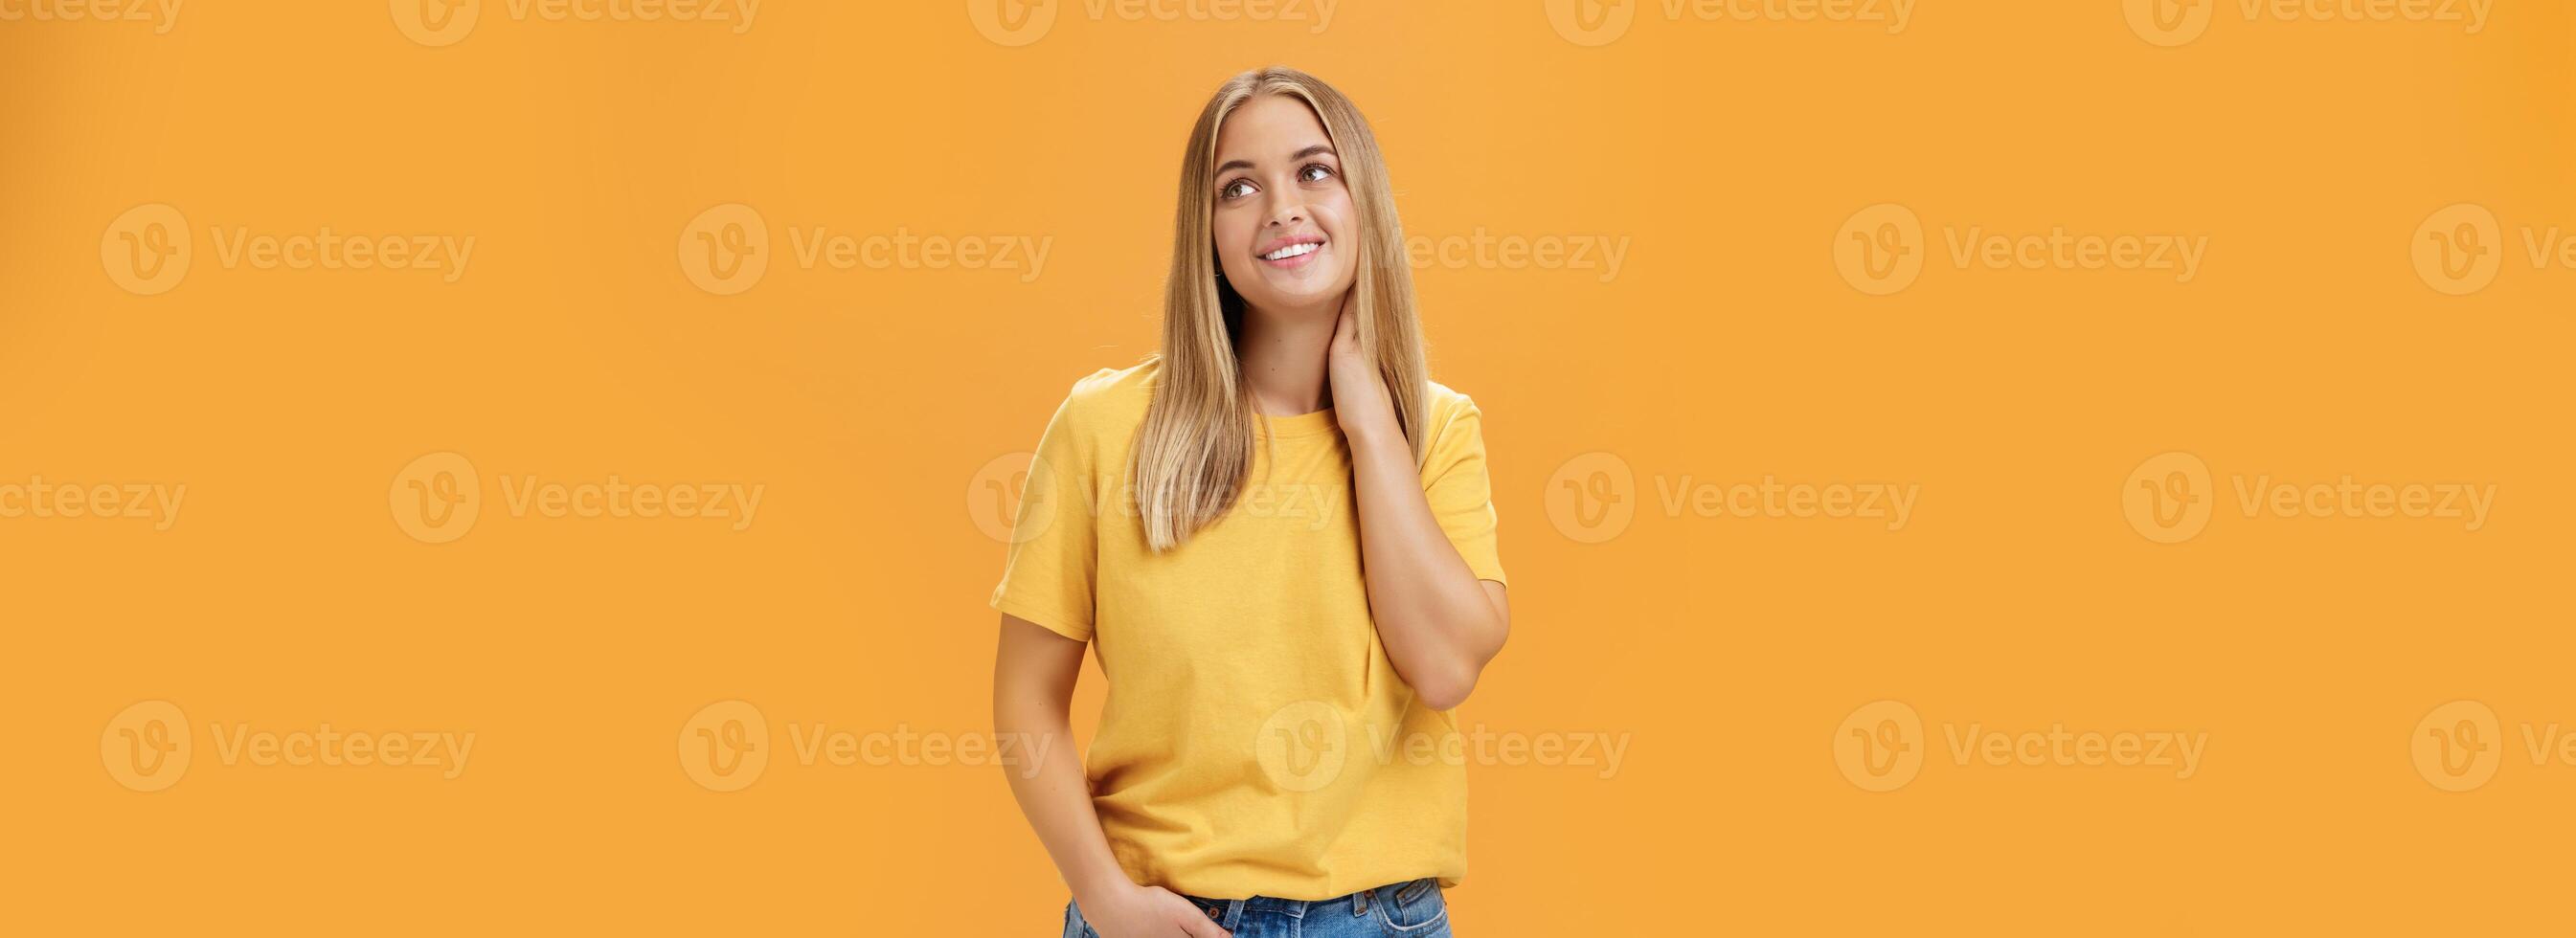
[{"x1": 1064, "y1": 878, "x2": 1451, "y2": 937}]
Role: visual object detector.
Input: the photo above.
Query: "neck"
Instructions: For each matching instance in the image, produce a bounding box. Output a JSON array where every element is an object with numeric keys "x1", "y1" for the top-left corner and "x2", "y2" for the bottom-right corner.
[{"x1": 1233, "y1": 301, "x2": 1337, "y2": 416}]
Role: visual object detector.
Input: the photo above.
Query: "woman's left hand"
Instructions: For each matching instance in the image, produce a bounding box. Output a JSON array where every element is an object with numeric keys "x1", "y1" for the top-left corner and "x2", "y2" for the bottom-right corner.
[{"x1": 1327, "y1": 290, "x2": 1402, "y2": 445}]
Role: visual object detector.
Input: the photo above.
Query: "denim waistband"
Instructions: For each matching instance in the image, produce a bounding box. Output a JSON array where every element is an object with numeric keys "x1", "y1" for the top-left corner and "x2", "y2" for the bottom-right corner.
[{"x1": 1182, "y1": 877, "x2": 1436, "y2": 924}]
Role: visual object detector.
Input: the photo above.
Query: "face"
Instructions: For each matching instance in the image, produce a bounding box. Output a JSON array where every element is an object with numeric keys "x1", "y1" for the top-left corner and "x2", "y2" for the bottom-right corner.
[{"x1": 1209, "y1": 94, "x2": 1358, "y2": 319}]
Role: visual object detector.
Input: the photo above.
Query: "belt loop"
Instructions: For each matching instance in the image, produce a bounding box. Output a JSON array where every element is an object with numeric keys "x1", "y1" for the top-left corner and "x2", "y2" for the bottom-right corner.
[
  {"x1": 1353, "y1": 886, "x2": 1370, "y2": 916},
  {"x1": 1227, "y1": 898, "x2": 1245, "y2": 928}
]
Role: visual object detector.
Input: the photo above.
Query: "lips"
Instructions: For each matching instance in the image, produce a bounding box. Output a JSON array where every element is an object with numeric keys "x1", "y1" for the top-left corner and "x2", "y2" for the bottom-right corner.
[{"x1": 1255, "y1": 234, "x2": 1326, "y2": 268}]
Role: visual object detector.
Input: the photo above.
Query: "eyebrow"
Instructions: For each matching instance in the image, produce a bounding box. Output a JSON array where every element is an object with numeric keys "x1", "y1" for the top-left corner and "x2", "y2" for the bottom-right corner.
[{"x1": 1215, "y1": 144, "x2": 1337, "y2": 176}]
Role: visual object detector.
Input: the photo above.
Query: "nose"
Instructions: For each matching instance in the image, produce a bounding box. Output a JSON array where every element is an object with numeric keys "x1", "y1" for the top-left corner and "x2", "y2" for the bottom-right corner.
[{"x1": 1265, "y1": 192, "x2": 1306, "y2": 229}]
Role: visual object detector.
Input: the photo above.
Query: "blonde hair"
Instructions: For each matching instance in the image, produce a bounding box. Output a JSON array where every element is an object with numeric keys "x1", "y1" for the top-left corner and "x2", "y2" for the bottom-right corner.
[{"x1": 1129, "y1": 66, "x2": 1430, "y2": 552}]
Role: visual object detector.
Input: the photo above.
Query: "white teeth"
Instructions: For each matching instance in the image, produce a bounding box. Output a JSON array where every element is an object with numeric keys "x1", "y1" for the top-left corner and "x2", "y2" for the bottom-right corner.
[{"x1": 1260, "y1": 241, "x2": 1321, "y2": 261}]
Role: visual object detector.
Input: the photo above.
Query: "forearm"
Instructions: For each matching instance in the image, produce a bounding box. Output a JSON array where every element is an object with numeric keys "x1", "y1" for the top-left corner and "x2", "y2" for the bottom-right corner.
[
  {"x1": 993, "y1": 649, "x2": 1132, "y2": 905},
  {"x1": 1346, "y1": 426, "x2": 1507, "y2": 709}
]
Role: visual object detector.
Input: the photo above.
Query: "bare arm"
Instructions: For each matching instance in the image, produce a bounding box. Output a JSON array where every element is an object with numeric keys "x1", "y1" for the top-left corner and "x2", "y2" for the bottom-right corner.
[
  {"x1": 1328, "y1": 303, "x2": 1512, "y2": 711},
  {"x1": 993, "y1": 615, "x2": 1227, "y2": 938}
]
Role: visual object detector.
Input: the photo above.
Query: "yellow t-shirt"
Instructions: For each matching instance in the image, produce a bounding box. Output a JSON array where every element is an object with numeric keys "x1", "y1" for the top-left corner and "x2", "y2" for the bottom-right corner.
[{"x1": 989, "y1": 359, "x2": 1507, "y2": 902}]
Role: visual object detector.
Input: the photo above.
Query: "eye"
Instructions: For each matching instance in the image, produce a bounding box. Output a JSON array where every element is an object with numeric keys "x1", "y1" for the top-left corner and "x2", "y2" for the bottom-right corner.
[
  {"x1": 1220, "y1": 178, "x2": 1256, "y2": 201},
  {"x1": 1299, "y1": 164, "x2": 1336, "y2": 184}
]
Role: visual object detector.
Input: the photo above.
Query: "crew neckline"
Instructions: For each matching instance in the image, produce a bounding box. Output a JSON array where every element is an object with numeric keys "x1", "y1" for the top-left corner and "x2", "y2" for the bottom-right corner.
[{"x1": 1256, "y1": 407, "x2": 1339, "y2": 438}]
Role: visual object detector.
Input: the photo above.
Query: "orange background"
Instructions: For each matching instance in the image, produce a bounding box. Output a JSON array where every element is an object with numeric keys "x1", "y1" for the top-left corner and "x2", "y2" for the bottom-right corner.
[{"x1": 6, "y1": 1, "x2": 2573, "y2": 933}]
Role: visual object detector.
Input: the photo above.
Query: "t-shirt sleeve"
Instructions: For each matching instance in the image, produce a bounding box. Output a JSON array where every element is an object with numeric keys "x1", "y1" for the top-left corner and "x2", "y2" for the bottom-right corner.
[
  {"x1": 988, "y1": 390, "x2": 1098, "y2": 642},
  {"x1": 1422, "y1": 396, "x2": 1508, "y2": 587}
]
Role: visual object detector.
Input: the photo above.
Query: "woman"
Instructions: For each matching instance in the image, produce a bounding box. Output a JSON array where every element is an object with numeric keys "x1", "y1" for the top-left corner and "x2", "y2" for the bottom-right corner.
[{"x1": 991, "y1": 67, "x2": 1509, "y2": 938}]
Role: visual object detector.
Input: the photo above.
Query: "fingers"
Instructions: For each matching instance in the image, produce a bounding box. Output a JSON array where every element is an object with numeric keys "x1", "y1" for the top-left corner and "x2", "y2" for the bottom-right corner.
[{"x1": 1157, "y1": 891, "x2": 1228, "y2": 938}]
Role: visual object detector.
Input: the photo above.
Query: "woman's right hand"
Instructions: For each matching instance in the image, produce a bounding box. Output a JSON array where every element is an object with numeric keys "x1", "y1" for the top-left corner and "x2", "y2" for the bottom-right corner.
[{"x1": 1079, "y1": 882, "x2": 1231, "y2": 938}]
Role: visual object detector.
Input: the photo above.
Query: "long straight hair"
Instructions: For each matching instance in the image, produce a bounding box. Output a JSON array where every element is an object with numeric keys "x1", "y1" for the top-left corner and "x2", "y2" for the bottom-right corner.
[{"x1": 1129, "y1": 66, "x2": 1430, "y2": 553}]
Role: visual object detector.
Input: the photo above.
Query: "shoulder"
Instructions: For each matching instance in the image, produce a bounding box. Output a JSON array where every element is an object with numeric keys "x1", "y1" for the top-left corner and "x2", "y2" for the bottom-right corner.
[
  {"x1": 1421, "y1": 381, "x2": 1483, "y2": 425},
  {"x1": 1419, "y1": 380, "x2": 1494, "y2": 456},
  {"x1": 1048, "y1": 358, "x2": 1160, "y2": 436}
]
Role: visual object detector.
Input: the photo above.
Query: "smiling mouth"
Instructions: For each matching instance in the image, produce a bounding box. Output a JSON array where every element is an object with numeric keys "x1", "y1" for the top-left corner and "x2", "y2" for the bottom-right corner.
[{"x1": 1255, "y1": 235, "x2": 1326, "y2": 268}]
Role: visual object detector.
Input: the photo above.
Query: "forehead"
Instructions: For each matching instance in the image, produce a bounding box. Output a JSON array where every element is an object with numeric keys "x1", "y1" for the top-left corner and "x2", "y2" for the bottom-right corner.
[{"x1": 1214, "y1": 94, "x2": 1331, "y2": 163}]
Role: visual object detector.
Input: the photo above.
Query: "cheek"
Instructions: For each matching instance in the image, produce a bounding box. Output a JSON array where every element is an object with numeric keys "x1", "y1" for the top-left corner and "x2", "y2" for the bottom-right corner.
[
  {"x1": 1318, "y1": 201, "x2": 1360, "y2": 279},
  {"x1": 1317, "y1": 199, "x2": 1358, "y2": 253},
  {"x1": 1210, "y1": 212, "x2": 1254, "y2": 279},
  {"x1": 1212, "y1": 211, "x2": 1254, "y2": 253}
]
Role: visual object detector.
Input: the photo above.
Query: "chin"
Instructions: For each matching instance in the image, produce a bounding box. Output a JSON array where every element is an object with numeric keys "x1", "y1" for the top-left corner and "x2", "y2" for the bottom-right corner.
[
  {"x1": 1261, "y1": 287, "x2": 1344, "y2": 314},
  {"x1": 1238, "y1": 273, "x2": 1354, "y2": 315}
]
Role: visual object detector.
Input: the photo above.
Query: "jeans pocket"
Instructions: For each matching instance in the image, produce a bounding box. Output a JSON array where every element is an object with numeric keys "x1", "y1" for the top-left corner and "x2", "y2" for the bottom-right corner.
[{"x1": 1372, "y1": 879, "x2": 1449, "y2": 933}]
